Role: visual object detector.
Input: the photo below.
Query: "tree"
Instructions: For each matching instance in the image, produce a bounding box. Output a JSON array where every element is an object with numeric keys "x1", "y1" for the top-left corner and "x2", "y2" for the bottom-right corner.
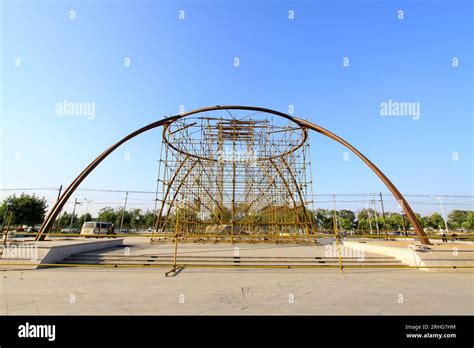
[
  {"x1": 420, "y1": 216, "x2": 431, "y2": 229},
  {"x1": 428, "y1": 212, "x2": 445, "y2": 230},
  {"x1": 338, "y1": 209, "x2": 355, "y2": 231},
  {"x1": 357, "y1": 209, "x2": 376, "y2": 232},
  {"x1": 97, "y1": 207, "x2": 117, "y2": 224},
  {"x1": 114, "y1": 208, "x2": 132, "y2": 229},
  {"x1": 130, "y1": 208, "x2": 145, "y2": 230},
  {"x1": 448, "y1": 210, "x2": 468, "y2": 229},
  {"x1": 386, "y1": 212, "x2": 405, "y2": 231},
  {"x1": 314, "y1": 209, "x2": 333, "y2": 232},
  {"x1": 461, "y1": 211, "x2": 474, "y2": 230},
  {"x1": 143, "y1": 210, "x2": 156, "y2": 228},
  {"x1": 0, "y1": 203, "x2": 8, "y2": 225},
  {"x1": 405, "y1": 213, "x2": 422, "y2": 230},
  {"x1": 78, "y1": 213, "x2": 92, "y2": 226},
  {"x1": 57, "y1": 212, "x2": 72, "y2": 229},
  {"x1": 0, "y1": 194, "x2": 47, "y2": 227}
]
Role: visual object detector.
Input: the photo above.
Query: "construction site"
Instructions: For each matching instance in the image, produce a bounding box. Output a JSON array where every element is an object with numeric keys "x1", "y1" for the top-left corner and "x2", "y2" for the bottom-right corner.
[
  {"x1": 1, "y1": 2, "x2": 471, "y2": 345},
  {"x1": 1, "y1": 106, "x2": 472, "y2": 315},
  {"x1": 152, "y1": 108, "x2": 315, "y2": 244}
]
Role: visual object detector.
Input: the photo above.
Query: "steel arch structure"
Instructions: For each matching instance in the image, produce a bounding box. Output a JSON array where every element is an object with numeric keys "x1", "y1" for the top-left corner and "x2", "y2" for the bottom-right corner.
[{"x1": 34, "y1": 105, "x2": 430, "y2": 245}]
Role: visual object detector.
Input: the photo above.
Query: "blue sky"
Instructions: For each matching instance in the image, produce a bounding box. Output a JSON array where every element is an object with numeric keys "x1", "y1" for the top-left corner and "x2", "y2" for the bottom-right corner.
[{"x1": 1, "y1": 0, "x2": 472, "y2": 216}]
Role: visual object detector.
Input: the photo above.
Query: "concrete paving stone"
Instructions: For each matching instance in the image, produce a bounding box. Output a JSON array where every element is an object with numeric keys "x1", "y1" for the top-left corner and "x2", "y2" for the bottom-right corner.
[{"x1": 1, "y1": 241, "x2": 472, "y2": 315}]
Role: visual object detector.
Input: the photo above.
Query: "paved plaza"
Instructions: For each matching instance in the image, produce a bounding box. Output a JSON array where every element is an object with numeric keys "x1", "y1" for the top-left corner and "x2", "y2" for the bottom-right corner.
[{"x1": 0, "y1": 240, "x2": 472, "y2": 315}]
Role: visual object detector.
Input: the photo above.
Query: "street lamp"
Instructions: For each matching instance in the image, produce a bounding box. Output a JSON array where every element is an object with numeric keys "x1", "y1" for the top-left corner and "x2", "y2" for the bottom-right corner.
[
  {"x1": 366, "y1": 203, "x2": 373, "y2": 235},
  {"x1": 69, "y1": 198, "x2": 82, "y2": 232},
  {"x1": 434, "y1": 195, "x2": 449, "y2": 232},
  {"x1": 83, "y1": 198, "x2": 92, "y2": 225},
  {"x1": 371, "y1": 198, "x2": 380, "y2": 238},
  {"x1": 401, "y1": 213, "x2": 408, "y2": 237}
]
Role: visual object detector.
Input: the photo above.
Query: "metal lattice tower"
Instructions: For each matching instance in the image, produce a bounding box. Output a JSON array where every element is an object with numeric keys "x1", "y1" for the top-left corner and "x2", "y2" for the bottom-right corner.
[{"x1": 152, "y1": 108, "x2": 315, "y2": 243}]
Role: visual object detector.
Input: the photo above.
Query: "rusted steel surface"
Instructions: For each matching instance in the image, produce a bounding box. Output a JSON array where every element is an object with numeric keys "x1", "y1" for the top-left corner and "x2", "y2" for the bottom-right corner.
[
  {"x1": 293, "y1": 117, "x2": 430, "y2": 245},
  {"x1": 35, "y1": 115, "x2": 180, "y2": 241}
]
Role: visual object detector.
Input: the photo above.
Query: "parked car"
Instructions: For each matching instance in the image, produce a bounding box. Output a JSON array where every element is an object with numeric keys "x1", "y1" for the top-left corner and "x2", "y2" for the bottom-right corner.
[
  {"x1": 388, "y1": 231, "x2": 403, "y2": 236},
  {"x1": 80, "y1": 221, "x2": 114, "y2": 237},
  {"x1": 61, "y1": 227, "x2": 79, "y2": 233}
]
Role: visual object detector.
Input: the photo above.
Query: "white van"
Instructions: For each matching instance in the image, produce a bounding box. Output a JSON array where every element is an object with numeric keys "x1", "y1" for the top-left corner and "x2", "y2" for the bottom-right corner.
[{"x1": 80, "y1": 221, "x2": 113, "y2": 237}]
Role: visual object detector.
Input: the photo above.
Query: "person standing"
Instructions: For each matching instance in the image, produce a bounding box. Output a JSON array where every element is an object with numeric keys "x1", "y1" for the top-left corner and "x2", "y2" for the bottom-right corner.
[{"x1": 107, "y1": 223, "x2": 115, "y2": 237}]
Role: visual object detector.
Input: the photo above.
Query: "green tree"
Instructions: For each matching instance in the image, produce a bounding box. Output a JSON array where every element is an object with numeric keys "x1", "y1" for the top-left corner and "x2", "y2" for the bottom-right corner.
[
  {"x1": 57, "y1": 211, "x2": 71, "y2": 229},
  {"x1": 420, "y1": 215, "x2": 431, "y2": 229},
  {"x1": 428, "y1": 212, "x2": 445, "y2": 230},
  {"x1": 130, "y1": 208, "x2": 145, "y2": 230},
  {"x1": 114, "y1": 208, "x2": 133, "y2": 229},
  {"x1": 448, "y1": 210, "x2": 468, "y2": 229},
  {"x1": 143, "y1": 210, "x2": 156, "y2": 228},
  {"x1": 97, "y1": 207, "x2": 117, "y2": 224},
  {"x1": 338, "y1": 209, "x2": 356, "y2": 231},
  {"x1": 357, "y1": 209, "x2": 376, "y2": 232},
  {"x1": 0, "y1": 194, "x2": 47, "y2": 227},
  {"x1": 461, "y1": 211, "x2": 474, "y2": 230},
  {"x1": 385, "y1": 212, "x2": 404, "y2": 231},
  {"x1": 314, "y1": 209, "x2": 333, "y2": 232},
  {"x1": 77, "y1": 213, "x2": 92, "y2": 227},
  {"x1": 405, "y1": 213, "x2": 422, "y2": 230}
]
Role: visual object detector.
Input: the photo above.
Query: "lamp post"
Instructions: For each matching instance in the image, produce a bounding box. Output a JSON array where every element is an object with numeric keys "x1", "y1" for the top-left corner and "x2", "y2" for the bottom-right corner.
[
  {"x1": 372, "y1": 197, "x2": 380, "y2": 238},
  {"x1": 366, "y1": 203, "x2": 373, "y2": 235},
  {"x1": 69, "y1": 198, "x2": 82, "y2": 232},
  {"x1": 401, "y1": 213, "x2": 408, "y2": 237},
  {"x1": 434, "y1": 195, "x2": 449, "y2": 232},
  {"x1": 83, "y1": 198, "x2": 92, "y2": 226},
  {"x1": 119, "y1": 191, "x2": 129, "y2": 233}
]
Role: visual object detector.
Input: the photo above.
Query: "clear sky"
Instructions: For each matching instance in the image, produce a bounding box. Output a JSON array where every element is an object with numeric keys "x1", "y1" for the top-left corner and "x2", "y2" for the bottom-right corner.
[{"x1": 1, "y1": 0, "x2": 472, "y2": 216}]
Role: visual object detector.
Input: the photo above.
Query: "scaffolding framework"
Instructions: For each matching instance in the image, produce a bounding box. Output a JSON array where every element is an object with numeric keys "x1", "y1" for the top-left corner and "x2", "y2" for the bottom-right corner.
[{"x1": 152, "y1": 109, "x2": 316, "y2": 243}]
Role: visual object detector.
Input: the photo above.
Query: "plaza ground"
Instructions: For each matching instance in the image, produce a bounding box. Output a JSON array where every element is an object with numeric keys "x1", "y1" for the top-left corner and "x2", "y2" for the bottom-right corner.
[
  {"x1": 1, "y1": 267, "x2": 472, "y2": 315},
  {"x1": 0, "y1": 239, "x2": 472, "y2": 315}
]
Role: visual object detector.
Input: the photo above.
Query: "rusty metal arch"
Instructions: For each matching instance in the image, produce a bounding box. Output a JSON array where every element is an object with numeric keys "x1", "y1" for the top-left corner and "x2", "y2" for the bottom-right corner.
[{"x1": 34, "y1": 105, "x2": 430, "y2": 245}]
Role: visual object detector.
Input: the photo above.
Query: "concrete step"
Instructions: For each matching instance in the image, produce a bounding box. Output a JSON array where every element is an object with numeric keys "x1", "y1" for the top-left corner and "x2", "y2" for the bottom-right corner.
[
  {"x1": 66, "y1": 254, "x2": 398, "y2": 260},
  {"x1": 61, "y1": 253, "x2": 404, "y2": 267}
]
